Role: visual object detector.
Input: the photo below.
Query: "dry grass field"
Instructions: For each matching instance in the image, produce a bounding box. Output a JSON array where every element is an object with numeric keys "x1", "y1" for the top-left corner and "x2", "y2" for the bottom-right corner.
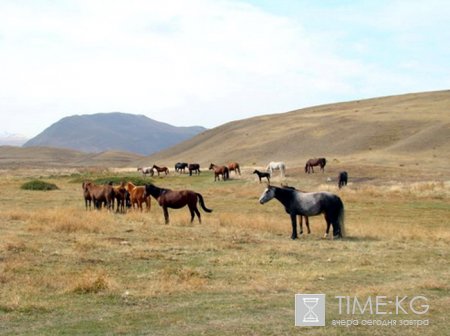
[{"x1": 0, "y1": 163, "x2": 448, "y2": 335}]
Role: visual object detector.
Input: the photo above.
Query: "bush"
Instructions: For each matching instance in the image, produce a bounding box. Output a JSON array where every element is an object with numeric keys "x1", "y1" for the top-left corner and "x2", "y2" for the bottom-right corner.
[{"x1": 21, "y1": 180, "x2": 59, "y2": 191}]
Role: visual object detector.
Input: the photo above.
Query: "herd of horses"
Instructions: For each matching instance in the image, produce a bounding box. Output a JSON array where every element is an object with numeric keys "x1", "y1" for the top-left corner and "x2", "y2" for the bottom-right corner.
[{"x1": 84, "y1": 157, "x2": 349, "y2": 240}]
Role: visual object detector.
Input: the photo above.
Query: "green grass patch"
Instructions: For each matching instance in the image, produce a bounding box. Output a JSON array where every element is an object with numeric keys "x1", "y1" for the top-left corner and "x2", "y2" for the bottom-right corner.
[{"x1": 20, "y1": 180, "x2": 59, "y2": 191}]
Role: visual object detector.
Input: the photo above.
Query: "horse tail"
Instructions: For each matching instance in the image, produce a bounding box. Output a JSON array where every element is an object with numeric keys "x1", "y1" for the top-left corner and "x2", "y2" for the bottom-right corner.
[{"x1": 196, "y1": 193, "x2": 213, "y2": 213}]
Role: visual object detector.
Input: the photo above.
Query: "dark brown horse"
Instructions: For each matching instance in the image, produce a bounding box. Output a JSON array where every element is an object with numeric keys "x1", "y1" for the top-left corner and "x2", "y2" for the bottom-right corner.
[
  {"x1": 144, "y1": 183, "x2": 212, "y2": 224},
  {"x1": 112, "y1": 182, "x2": 128, "y2": 213},
  {"x1": 84, "y1": 182, "x2": 114, "y2": 210},
  {"x1": 338, "y1": 171, "x2": 348, "y2": 189},
  {"x1": 152, "y1": 164, "x2": 169, "y2": 176},
  {"x1": 188, "y1": 163, "x2": 201, "y2": 176},
  {"x1": 209, "y1": 163, "x2": 229, "y2": 181},
  {"x1": 228, "y1": 162, "x2": 241, "y2": 175},
  {"x1": 305, "y1": 158, "x2": 327, "y2": 173}
]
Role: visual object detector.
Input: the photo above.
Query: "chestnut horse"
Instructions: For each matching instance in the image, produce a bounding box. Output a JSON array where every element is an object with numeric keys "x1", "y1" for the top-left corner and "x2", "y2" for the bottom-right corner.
[
  {"x1": 228, "y1": 162, "x2": 241, "y2": 175},
  {"x1": 209, "y1": 163, "x2": 229, "y2": 181},
  {"x1": 126, "y1": 182, "x2": 151, "y2": 211},
  {"x1": 305, "y1": 158, "x2": 326, "y2": 173},
  {"x1": 144, "y1": 183, "x2": 212, "y2": 224},
  {"x1": 82, "y1": 181, "x2": 92, "y2": 210},
  {"x1": 152, "y1": 164, "x2": 169, "y2": 176}
]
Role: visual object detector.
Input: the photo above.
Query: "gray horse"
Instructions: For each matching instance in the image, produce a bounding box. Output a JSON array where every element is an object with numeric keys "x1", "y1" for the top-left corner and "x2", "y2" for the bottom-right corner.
[{"x1": 259, "y1": 185, "x2": 345, "y2": 239}]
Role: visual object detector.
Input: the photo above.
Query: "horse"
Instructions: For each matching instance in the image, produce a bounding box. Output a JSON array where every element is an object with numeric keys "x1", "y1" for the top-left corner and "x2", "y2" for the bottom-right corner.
[
  {"x1": 112, "y1": 182, "x2": 128, "y2": 213},
  {"x1": 144, "y1": 183, "x2": 212, "y2": 224},
  {"x1": 83, "y1": 182, "x2": 114, "y2": 210},
  {"x1": 82, "y1": 181, "x2": 92, "y2": 210},
  {"x1": 175, "y1": 162, "x2": 188, "y2": 174},
  {"x1": 280, "y1": 185, "x2": 310, "y2": 235},
  {"x1": 209, "y1": 163, "x2": 229, "y2": 181},
  {"x1": 253, "y1": 169, "x2": 270, "y2": 184},
  {"x1": 188, "y1": 163, "x2": 201, "y2": 176},
  {"x1": 126, "y1": 182, "x2": 151, "y2": 211},
  {"x1": 266, "y1": 161, "x2": 286, "y2": 178},
  {"x1": 259, "y1": 185, "x2": 345, "y2": 239},
  {"x1": 338, "y1": 171, "x2": 348, "y2": 189},
  {"x1": 152, "y1": 164, "x2": 169, "y2": 176},
  {"x1": 305, "y1": 158, "x2": 327, "y2": 174},
  {"x1": 137, "y1": 167, "x2": 154, "y2": 177},
  {"x1": 228, "y1": 162, "x2": 241, "y2": 175}
]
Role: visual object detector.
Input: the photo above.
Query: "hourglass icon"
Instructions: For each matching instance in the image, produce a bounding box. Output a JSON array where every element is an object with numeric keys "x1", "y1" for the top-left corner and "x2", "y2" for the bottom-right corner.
[{"x1": 302, "y1": 297, "x2": 319, "y2": 323}]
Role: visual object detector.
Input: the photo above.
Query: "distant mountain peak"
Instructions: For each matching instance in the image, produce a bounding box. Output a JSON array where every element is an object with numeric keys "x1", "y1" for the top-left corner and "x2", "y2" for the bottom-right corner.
[{"x1": 23, "y1": 113, "x2": 206, "y2": 155}]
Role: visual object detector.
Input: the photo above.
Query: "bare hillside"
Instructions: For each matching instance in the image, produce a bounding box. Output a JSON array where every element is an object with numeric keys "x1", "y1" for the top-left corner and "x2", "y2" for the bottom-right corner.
[{"x1": 143, "y1": 91, "x2": 450, "y2": 169}]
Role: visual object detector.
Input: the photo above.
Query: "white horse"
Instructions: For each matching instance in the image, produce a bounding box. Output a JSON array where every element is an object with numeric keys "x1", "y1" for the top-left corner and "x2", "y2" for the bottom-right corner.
[
  {"x1": 266, "y1": 161, "x2": 286, "y2": 178},
  {"x1": 137, "y1": 167, "x2": 154, "y2": 177}
]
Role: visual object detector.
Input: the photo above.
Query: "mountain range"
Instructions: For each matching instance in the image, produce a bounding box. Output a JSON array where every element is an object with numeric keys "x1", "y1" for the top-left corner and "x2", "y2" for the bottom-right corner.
[{"x1": 23, "y1": 112, "x2": 206, "y2": 155}]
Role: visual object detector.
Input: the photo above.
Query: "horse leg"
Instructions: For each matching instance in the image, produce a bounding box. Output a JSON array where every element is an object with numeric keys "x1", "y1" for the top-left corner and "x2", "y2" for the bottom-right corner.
[
  {"x1": 306, "y1": 216, "x2": 311, "y2": 234},
  {"x1": 163, "y1": 206, "x2": 169, "y2": 224},
  {"x1": 290, "y1": 213, "x2": 298, "y2": 239},
  {"x1": 299, "y1": 215, "x2": 303, "y2": 235},
  {"x1": 323, "y1": 214, "x2": 331, "y2": 238}
]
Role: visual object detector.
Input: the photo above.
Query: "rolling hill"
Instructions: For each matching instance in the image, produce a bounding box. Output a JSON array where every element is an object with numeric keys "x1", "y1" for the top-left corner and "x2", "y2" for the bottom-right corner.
[
  {"x1": 23, "y1": 112, "x2": 206, "y2": 155},
  {"x1": 0, "y1": 146, "x2": 144, "y2": 168},
  {"x1": 144, "y1": 90, "x2": 450, "y2": 169}
]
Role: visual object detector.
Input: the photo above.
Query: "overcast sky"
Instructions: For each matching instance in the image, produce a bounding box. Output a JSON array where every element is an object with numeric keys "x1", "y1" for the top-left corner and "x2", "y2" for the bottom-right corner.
[{"x1": 1, "y1": 0, "x2": 449, "y2": 137}]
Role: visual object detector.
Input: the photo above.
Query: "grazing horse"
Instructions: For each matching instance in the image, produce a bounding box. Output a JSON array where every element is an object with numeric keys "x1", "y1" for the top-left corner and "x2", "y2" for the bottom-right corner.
[
  {"x1": 82, "y1": 181, "x2": 92, "y2": 210},
  {"x1": 209, "y1": 163, "x2": 229, "y2": 181},
  {"x1": 253, "y1": 169, "x2": 270, "y2": 184},
  {"x1": 228, "y1": 162, "x2": 241, "y2": 175},
  {"x1": 126, "y1": 182, "x2": 151, "y2": 211},
  {"x1": 84, "y1": 182, "x2": 114, "y2": 210},
  {"x1": 144, "y1": 183, "x2": 212, "y2": 224},
  {"x1": 338, "y1": 171, "x2": 348, "y2": 189},
  {"x1": 137, "y1": 167, "x2": 154, "y2": 177},
  {"x1": 266, "y1": 161, "x2": 286, "y2": 178},
  {"x1": 305, "y1": 158, "x2": 327, "y2": 174},
  {"x1": 259, "y1": 185, "x2": 345, "y2": 239},
  {"x1": 152, "y1": 164, "x2": 169, "y2": 176},
  {"x1": 188, "y1": 163, "x2": 201, "y2": 176},
  {"x1": 175, "y1": 162, "x2": 188, "y2": 174}
]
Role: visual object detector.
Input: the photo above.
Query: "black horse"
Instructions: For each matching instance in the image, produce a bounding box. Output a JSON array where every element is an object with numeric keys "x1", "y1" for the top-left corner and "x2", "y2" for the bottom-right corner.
[
  {"x1": 253, "y1": 169, "x2": 270, "y2": 183},
  {"x1": 338, "y1": 171, "x2": 348, "y2": 189},
  {"x1": 259, "y1": 185, "x2": 345, "y2": 239},
  {"x1": 175, "y1": 162, "x2": 188, "y2": 173},
  {"x1": 188, "y1": 163, "x2": 201, "y2": 176}
]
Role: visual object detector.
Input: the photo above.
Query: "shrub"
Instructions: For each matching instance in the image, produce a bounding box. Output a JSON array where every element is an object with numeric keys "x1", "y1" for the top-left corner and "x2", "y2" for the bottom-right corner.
[{"x1": 21, "y1": 180, "x2": 59, "y2": 191}]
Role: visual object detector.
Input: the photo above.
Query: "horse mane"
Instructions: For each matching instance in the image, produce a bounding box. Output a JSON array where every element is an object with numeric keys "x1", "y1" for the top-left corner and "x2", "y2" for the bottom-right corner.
[{"x1": 126, "y1": 181, "x2": 136, "y2": 192}]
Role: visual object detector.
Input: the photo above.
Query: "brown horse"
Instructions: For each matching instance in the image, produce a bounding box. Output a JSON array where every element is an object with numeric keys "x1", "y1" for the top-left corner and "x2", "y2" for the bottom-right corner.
[
  {"x1": 84, "y1": 182, "x2": 114, "y2": 210},
  {"x1": 144, "y1": 183, "x2": 212, "y2": 224},
  {"x1": 126, "y1": 182, "x2": 151, "y2": 211},
  {"x1": 305, "y1": 158, "x2": 327, "y2": 173},
  {"x1": 209, "y1": 163, "x2": 229, "y2": 181},
  {"x1": 228, "y1": 162, "x2": 241, "y2": 175},
  {"x1": 113, "y1": 182, "x2": 128, "y2": 213},
  {"x1": 82, "y1": 181, "x2": 92, "y2": 210},
  {"x1": 152, "y1": 164, "x2": 169, "y2": 176}
]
